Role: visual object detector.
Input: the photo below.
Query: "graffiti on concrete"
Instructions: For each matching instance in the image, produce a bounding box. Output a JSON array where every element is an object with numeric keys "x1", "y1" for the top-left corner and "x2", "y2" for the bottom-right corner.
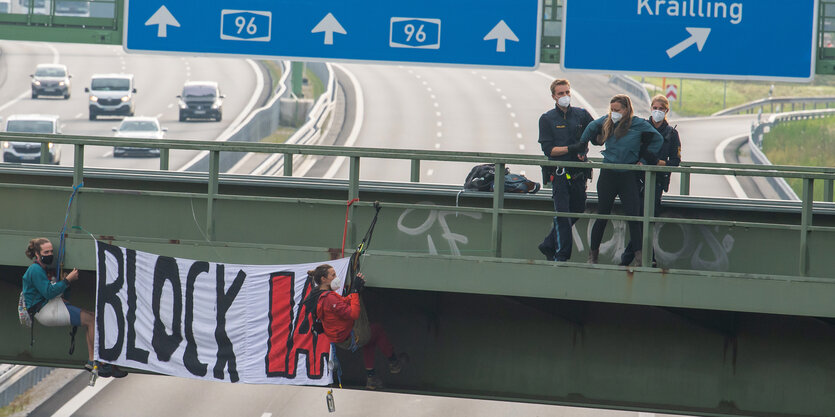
[
  {"x1": 396, "y1": 204, "x2": 482, "y2": 256},
  {"x1": 586, "y1": 221, "x2": 735, "y2": 271}
]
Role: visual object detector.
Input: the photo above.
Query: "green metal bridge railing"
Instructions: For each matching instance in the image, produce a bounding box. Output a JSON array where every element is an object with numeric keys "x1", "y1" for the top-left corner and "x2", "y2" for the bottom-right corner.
[{"x1": 3, "y1": 131, "x2": 835, "y2": 277}]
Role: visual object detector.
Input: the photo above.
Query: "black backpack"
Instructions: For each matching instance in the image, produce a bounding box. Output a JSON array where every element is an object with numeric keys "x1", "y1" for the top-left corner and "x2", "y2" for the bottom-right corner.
[
  {"x1": 464, "y1": 164, "x2": 540, "y2": 194},
  {"x1": 464, "y1": 164, "x2": 507, "y2": 191}
]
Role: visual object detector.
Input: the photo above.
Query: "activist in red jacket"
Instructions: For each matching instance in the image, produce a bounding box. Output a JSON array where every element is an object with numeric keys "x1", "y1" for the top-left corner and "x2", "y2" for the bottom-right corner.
[
  {"x1": 306, "y1": 264, "x2": 408, "y2": 390},
  {"x1": 316, "y1": 290, "x2": 360, "y2": 343}
]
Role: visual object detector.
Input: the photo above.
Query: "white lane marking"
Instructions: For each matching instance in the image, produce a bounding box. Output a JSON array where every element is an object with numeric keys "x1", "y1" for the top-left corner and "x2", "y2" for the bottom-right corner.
[
  {"x1": 50, "y1": 377, "x2": 114, "y2": 417},
  {"x1": 489, "y1": 81, "x2": 495, "y2": 86},
  {"x1": 261, "y1": 414, "x2": 272, "y2": 417},
  {"x1": 496, "y1": 88, "x2": 502, "y2": 93},
  {"x1": 501, "y1": 95, "x2": 507, "y2": 100},
  {"x1": 422, "y1": 80, "x2": 428, "y2": 86},
  {"x1": 481, "y1": 75, "x2": 487, "y2": 80},
  {"x1": 0, "y1": 43, "x2": 59, "y2": 113},
  {"x1": 518, "y1": 144, "x2": 525, "y2": 151},
  {"x1": 430, "y1": 94, "x2": 436, "y2": 99},
  {"x1": 178, "y1": 59, "x2": 264, "y2": 172},
  {"x1": 715, "y1": 134, "x2": 748, "y2": 199},
  {"x1": 436, "y1": 132, "x2": 442, "y2": 138},
  {"x1": 426, "y1": 87, "x2": 432, "y2": 92},
  {"x1": 433, "y1": 102, "x2": 439, "y2": 108},
  {"x1": 426, "y1": 168, "x2": 434, "y2": 176},
  {"x1": 509, "y1": 112, "x2": 516, "y2": 118},
  {"x1": 434, "y1": 143, "x2": 440, "y2": 149},
  {"x1": 167, "y1": 103, "x2": 174, "y2": 109},
  {"x1": 75, "y1": 113, "x2": 83, "y2": 119},
  {"x1": 415, "y1": 74, "x2": 422, "y2": 79},
  {"x1": 516, "y1": 133, "x2": 523, "y2": 139},
  {"x1": 505, "y1": 103, "x2": 512, "y2": 109},
  {"x1": 323, "y1": 64, "x2": 364, "y2": 179},
  {"x1": 436, "y1": 121, "x2": 442, "y2": 127},
  {"x1": 435, "y1": 111, "x2": 441, "y2": 117},
  {"x1": 0, "y1": 90, "x2": 30, "y2": 113},
  {"x1": 513, "y1": 122, "x2": 519, "y2": 128}
]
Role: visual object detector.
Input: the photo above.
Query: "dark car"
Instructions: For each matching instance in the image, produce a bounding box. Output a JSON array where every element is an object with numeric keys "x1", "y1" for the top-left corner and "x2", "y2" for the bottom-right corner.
[
  {"x1": 31, "y1": 64, "x2": 71, "y2": 99},
  {"x1": 178, "y1": 82, "x2": 224, "y2": 122}
]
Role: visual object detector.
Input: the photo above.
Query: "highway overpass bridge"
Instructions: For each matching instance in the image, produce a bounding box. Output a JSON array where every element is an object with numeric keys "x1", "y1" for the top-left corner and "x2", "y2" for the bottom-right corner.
[{"x1": 1, "y1": 133, "x2": 835, "y2": 417}]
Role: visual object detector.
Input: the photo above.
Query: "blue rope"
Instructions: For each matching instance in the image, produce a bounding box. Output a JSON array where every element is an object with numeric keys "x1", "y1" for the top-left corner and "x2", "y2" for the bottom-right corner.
[{"x1": 56, "y1": 182, "x2": 83, "y2": 285}]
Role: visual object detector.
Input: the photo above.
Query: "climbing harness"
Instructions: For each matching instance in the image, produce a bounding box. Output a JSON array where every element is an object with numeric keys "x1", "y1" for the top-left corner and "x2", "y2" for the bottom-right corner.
[{"x1": 343, "y1": 201, "x2": 382, "y2": 293}]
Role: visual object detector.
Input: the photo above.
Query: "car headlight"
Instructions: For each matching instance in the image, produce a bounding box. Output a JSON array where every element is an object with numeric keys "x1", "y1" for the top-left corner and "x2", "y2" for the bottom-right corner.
[
  {"x1": 58, "y1": 81, "x2": 65, "y2": 86},
  {"x1": 89, "y1": 95, "x2": 98, "y2": 102},
  {"x1": 178, "y1": 100, "x2": 187, "y2": 109},
  {"x1": 2, "y1": 142, "x2": 8, "y2": 149},
  {"x1": 32, "y1": 80, "x2": 41, "y2": 86},
  {"x1": 211, "y1": 101, "x2": 220, "y2": 109},
  {"x1": 120, "y1": 96, "x2": 130, "y2": 102},
  {"x1": 47, "y1": 142, "x2": 54, "y2": 149}
]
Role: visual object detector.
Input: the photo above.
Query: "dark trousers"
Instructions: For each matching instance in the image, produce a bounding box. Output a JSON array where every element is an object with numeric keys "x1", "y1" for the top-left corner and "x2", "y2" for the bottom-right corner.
[
  {"x1": 590, "y1": 169, "x2": 642, "y2": 253},
  {"x1": 620, "y1": 180, "x2": 664, "y2": 265},
  {"x1": 541, "y1": 173, "x2": 586, "y2": 261}
]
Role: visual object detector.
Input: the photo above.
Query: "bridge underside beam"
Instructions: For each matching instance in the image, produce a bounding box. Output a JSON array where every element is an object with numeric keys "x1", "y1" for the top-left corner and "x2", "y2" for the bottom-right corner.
[{"x1": 1, "y1": 275, "x2": 832, "y2": 417}]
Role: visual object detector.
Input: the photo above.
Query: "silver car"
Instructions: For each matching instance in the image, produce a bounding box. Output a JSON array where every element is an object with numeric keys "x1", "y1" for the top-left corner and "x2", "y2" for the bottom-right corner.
[
  {"x1": 2, "y1": 114, "x2": 62, "y2": 164},
  {"x1": 31, "y1": 64, "x2": 72, "y2": 99},
  {"x1": 112, "y1": 116, "x2": 166, "y2": 157}
]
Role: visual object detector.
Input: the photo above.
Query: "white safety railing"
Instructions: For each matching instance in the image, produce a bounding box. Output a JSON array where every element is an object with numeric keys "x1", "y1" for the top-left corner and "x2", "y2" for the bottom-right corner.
[
  {"x1": 254, "y1": 62, "x2": 338, "y2": 176},
  {"x1": 748, "y1": 108, "x2": 835, "y2": 200}
]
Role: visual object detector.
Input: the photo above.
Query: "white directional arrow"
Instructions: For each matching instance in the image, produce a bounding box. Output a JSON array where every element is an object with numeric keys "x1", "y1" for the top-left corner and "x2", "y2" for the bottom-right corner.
[
  {"x1": 666, "y1": 27, "x2": 711, "y2": 58},
  {"x1": 144, "y1": 5, "x2": 180, "y2": 38},
  {"x1": 311, "y1": 13, "x2": 346, "y2": 45},
  {"x1": 483, "y1": 20, "x2": 518, "y2": 52}
]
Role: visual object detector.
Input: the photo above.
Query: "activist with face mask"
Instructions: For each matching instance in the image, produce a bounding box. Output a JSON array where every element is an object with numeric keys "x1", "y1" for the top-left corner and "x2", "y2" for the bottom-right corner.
[
  {"x1": 620, "y1": 94, "x2": 682, "y2": 267},
  {"x1": 579, "y1": 94, "x2": 663, "y2": 266},
  {"x1": 302, "y1": 264, "x2": 407, "y2": 390},
  {"x1": 537, "y1": 78, "x2": 594, "y2": 262},
  {"x1": 21, "y1": 238, "x2": 127, "y2": 378}
]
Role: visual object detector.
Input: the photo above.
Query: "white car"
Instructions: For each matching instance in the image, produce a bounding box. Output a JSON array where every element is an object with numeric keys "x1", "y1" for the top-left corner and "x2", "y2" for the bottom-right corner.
[
  {"x1": 112, "y1": 116, "x2": 166, "y2": 157},
  {"x1": 2, "y1": 114, "x2": 61, "y2": 164}
]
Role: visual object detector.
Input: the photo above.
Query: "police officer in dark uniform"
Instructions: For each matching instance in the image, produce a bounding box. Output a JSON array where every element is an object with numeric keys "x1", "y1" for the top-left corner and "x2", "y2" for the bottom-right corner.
[
  {"x1": 537, "y1": 79, "x2": 594, "y2": 262},
  {"x1": 620, "y1": 94, "x2": 682, "y2": 266}
]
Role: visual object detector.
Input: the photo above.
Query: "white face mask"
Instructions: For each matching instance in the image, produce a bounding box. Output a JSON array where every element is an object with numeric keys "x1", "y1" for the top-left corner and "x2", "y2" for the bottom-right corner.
[
  {"x1": 651, "y1": 110, "x2": 666, "y2": 123},
  {"x1": 610, "y1": 111, "x2": 623, "y2": 123},
  {"x1": 329, "y1": 276, "x2": 343, "y2": 291},
  {"x1": 557, "y1": 95, "x2": 571, "y2": 108}
]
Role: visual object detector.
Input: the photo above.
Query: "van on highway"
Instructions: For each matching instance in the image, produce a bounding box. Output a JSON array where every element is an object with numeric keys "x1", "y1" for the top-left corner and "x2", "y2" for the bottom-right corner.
[
  {"x1": 1, "y1": 114, "x2": 62, "y2": 164},
  {"x1": 85, "y1": 73, "x2": 136, "y2": 120}
]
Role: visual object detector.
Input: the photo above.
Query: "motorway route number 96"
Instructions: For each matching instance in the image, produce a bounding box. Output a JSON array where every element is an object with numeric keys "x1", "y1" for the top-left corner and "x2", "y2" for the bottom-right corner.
[
  {"x1": 220, "y1": 10, "x2": 272, "y2": 42},
  {"x1": 389, "y1": 17, "x2": 441, "y2": 49}
]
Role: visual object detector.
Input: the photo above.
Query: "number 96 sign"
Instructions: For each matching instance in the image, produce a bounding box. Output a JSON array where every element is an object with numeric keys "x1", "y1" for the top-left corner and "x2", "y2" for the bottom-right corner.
[
  {"x1": 389, "y1": 17, "x2": 441, "y2": 49},
  {"x1": 220, "y1": 10, "x2": 272, "y2": 42}
]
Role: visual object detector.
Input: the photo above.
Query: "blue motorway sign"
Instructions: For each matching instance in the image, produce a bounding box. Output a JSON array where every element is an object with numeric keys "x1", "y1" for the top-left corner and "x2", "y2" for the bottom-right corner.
[
  {"x1": 124, "y1": 0, "x2": 541, "y2": 69},
  {"x1": 561, "y1": 0, "x2": 817, "y2": 81}
]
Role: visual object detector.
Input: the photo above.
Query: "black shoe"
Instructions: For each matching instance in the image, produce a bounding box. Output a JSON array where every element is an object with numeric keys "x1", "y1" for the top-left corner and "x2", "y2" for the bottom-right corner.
[
  {"x1": 97, "y1": 363, "x2": 128, "y2": 378},
  {"x1": 538, "y1": 243, "x2": 555, "y2": 261}
]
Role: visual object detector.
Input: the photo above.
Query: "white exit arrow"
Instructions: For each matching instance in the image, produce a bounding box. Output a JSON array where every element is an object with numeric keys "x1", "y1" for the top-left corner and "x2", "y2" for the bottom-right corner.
[
  {"x1": 311, "y1": 13, "x2": 346, "y2": 45},
  {"x1": 144, "y1": 5, "x2": 180, "y2": 38},
  {"x1": 483, "y1": 20, "x2": 518, "y2": 52},
  {"x1": 666, "y1": 27, "x2": 711, "y2": 58}
]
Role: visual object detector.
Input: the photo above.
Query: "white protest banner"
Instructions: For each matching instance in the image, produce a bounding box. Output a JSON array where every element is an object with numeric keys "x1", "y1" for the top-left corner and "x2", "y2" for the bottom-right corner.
[{"x1": 94, "y1": 241, "x2": 349, "y2": 385}]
